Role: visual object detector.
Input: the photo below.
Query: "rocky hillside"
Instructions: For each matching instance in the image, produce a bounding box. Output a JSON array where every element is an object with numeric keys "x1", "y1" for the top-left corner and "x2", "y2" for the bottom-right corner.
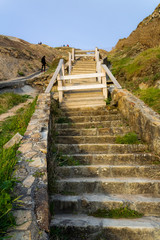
[
  {"x1": 108, "y1": 4, "x2": 160, "y2": 91},
  {"x1": 0, "y1": 35, "x2": 70, "y2": 81}
]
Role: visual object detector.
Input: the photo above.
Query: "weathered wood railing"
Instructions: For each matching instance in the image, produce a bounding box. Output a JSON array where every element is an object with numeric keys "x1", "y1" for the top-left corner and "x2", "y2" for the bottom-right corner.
[
  {"x1": 45, "y1": 59, "x2": 64, "y2": 93},
  {"x1": 45, "y1": 47, "x2": 122, "y2": 102}
]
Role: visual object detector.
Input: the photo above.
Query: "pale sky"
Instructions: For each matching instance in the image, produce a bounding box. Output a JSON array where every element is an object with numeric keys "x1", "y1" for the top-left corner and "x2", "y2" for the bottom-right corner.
[{"x1": 0, "y1": 0, "x2": 159, "y2": 50}]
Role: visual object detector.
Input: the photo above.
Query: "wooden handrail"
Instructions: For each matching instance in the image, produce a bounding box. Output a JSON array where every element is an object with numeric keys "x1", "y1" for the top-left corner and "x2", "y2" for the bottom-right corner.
[
  {"x1": 45, "y1": 59, "x2": 64, "y2": 93},
  {"x1": 102, "y1": 64, "x2": 122, "y2": 89},
  {"x1": 75, "y1": 50, "x2": 95, "y2": 53}
]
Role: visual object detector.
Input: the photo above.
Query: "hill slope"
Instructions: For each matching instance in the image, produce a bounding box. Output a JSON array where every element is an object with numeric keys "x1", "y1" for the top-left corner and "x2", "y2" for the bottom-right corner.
[
  {"x1": 108, "y1": 4, "x2": 160, "y2": 91},
  {"x1": 0, "y1": 35, "x2": 70, "y2": 81}
]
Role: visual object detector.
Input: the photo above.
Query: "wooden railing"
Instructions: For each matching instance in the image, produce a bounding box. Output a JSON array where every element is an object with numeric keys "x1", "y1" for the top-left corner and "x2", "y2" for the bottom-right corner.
[
  {"x1": 45, "y1": 47, "x2": 122, "y2": 102},
  {"x1": 45, "y1": 59, "x2": 64, "y2": 93}
]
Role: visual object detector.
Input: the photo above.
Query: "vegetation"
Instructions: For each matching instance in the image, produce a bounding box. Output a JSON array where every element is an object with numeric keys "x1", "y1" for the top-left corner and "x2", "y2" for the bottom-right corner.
[
  {"x1": 105, "y1": 96, "x2": 112, "y2": 105},
  {"x1": 50, "y1": 227, "x2": 69, "y2": 240},
  {"x1": 116, "y1": 132, "x2": 141, "y2": 144},
  {"x1": 0, "y1": 97, "x2": 37, "y2": 239},
  {"x1": 0, "y1": 93, "x2": 30, "y2": 115},
  {"x1": 135, "y1": 88, "x2": 160, "y2": 114},
  {"x1": 56, "y1": 152, "x2": 80, "y2": 166},
  {"x1": 89, "y1": 206, "x2": 143, "y2": 219},
  {"x1": 106, "y1": 44, "x2": 160, "y2": 114},
  {"x1": 18, "y1": 71, "x2": 25, "y2": 76},
  {"x1": 55, "y1": 117, "x2": 71, "y2": 124},
  {"x1": 46, "y1": 58, "x2": 66, "y2": 75}
]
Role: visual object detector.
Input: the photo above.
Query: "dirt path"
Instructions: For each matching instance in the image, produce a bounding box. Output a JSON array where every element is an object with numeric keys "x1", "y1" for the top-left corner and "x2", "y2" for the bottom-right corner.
[{"x1": 0, "y1": 98, "x2": 35, "y2": 122}]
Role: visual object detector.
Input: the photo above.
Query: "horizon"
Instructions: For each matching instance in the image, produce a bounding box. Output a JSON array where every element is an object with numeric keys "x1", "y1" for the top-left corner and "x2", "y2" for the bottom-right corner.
[{"x1": 0, "y1": 0, "x2": 159, "y2": 50}]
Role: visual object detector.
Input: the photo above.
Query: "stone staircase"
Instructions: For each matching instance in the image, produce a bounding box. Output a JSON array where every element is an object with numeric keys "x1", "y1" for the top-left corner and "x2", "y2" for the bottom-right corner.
[{"x1": 49, "y1": 105, "x2": 160, "y2": 240}]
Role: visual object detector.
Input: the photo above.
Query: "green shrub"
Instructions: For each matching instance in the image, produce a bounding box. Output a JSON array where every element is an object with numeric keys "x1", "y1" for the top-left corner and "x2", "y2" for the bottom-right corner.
[
  {"x1": 18, "y1": 71, "x2": 25, "y2": 76},
  {"x1": 105, "y1": 96, "x2": 112, "y2": 105},
  {"x1": 116, "y1": 132, "x2": 140, "y2": 144}
]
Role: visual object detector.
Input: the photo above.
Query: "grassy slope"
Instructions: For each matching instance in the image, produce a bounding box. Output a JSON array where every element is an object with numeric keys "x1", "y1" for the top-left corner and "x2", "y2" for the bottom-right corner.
[
  {"x1": 0, "y1": 93, "x2": 30, "y2": 115},
  {"x1": 107, "y1": 45, "x2": 160, "y2": 114}
]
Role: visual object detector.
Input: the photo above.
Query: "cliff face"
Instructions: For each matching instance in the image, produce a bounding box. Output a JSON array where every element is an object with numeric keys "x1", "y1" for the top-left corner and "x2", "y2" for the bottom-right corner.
[
  {"x1": 108, "y1": 4, "x2": 160, "y2": 91},
  {"x1": 0, "y1": 35, "x2": 69, "y2": 81}
]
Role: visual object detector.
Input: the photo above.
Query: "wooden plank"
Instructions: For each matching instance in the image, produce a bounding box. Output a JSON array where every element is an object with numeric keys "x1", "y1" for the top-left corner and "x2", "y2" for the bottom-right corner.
[
  {"x1": 61, "y1": 73, "x2": 105, "y2": 80},
  {"x1": 58, "y1": 84, "x2": 106, "y2": 91},
  {"x1": 45, "y1": 59, "x2": 64, "y2": 93},
  {"x1": 75, "y1": 54, "x2": 95, "y2": 57},
  {"x1": 102, "y1": 64, "x2": 122, "y2": 89}
]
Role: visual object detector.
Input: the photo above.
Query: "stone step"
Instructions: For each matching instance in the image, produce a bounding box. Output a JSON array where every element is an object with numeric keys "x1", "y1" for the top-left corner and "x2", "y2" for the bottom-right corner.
[
  {"x1": 55, "y1": 120, "x2": 126, "y2": 129},
  {"x1": 61, "y1": 102, "x2": 106, "y2": 109},
  {"x1": 56, "y1": 114, "x2": 122, "y2": 123},
  {"x1": 60, "y1": 108, "x2": 118, "y2": 116},
  {"x1": 50, "y1": 194, "x2": 160, "y2": 216},
  {"x1": 55, "y1": 143, "x2": 147, "y2": 154},
  {"x1": 56, "y1": 135, "x2": 116, "y2": 144},
  {"x1": 56, "y1": 177, "x2": 160, "y2": 196},
  {"x1": 59, "y1": 106, "x2": 118, "y2": 116},
  {"x1": 56, "y1": 126, "x2": 132, "y2": 136},
  {"x1": 57, "y1": 165, "x2": 160, "y2": 179},
  {"x1": 50, "y1": 214, "x2": 160, "y2": 240},
  {"x1": 62, "y1": 153, "x2": 160, "y2": 166}
]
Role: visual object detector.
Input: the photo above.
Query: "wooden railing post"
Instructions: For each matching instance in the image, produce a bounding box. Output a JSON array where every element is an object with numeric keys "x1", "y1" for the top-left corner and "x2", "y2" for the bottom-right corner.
[
  {"x1": 102, "y1": 68, "x2": 108, "y2": 99},
  {"x1": 58, "y1": 72, "x2": 63, "y2": 103},
  {"x1": 72, "y1": 48, "x2": 75, "y2": 62},
  {"x1": 62, "y1": 62, "x2": 65, "y2": 76},
  {"x1": 95, "y1": 47, "x2": 100, "y2": 62},
  {"x1": 97, "y1": 61, "x2": 101, "y2": 83},
  {"x1": 69, "y1": 52, "x2": 72, "y2": 74}
]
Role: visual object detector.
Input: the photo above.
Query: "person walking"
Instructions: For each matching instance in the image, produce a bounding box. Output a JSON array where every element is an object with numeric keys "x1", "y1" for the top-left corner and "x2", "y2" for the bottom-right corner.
[{"x1": 41, "y1": 56, "x2": 46, "y2": 72}]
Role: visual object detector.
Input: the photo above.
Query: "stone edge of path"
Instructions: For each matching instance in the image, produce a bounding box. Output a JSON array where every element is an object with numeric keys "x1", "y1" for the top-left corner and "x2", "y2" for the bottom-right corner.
[
  {"x1": 8, "y1": 93, "x2": 51, "y2": 240},
  {"x1": 112, "y1": 89, "x2": 160, "y2": 155}
]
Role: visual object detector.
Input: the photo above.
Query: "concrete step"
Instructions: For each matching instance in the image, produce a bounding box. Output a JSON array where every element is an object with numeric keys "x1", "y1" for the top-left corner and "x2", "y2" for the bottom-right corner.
[
  {"x1": 56, "y1": 177, "x2": 160, "y2": 196},
  {"x1": 56, "y1": 126, "x2": 132, "y2": 136},
  {"x1": 55, "y1": 143, "x2": 148, "y2": 154},
  {"x1": 55, "y1": 114, "x2": 123, "y2": 123},
  {"x1": 50, "y1": 193, "x2": 160, "y2": 216},
  {"x1": 56, "y1": 135, "x2": 117, "y2": 144},
  {"x1": 50, "y1": 214, "x2": 160, "y2": 240},
  {"x1": 57, "y1": 165, "x2": 160, "y2": 179},
  {"x1": 61, "y1": 153, "x2": 160, "y2": 166},
  {"x1": 55, "y1": 120, "x2": 126, "y2": 129}
]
